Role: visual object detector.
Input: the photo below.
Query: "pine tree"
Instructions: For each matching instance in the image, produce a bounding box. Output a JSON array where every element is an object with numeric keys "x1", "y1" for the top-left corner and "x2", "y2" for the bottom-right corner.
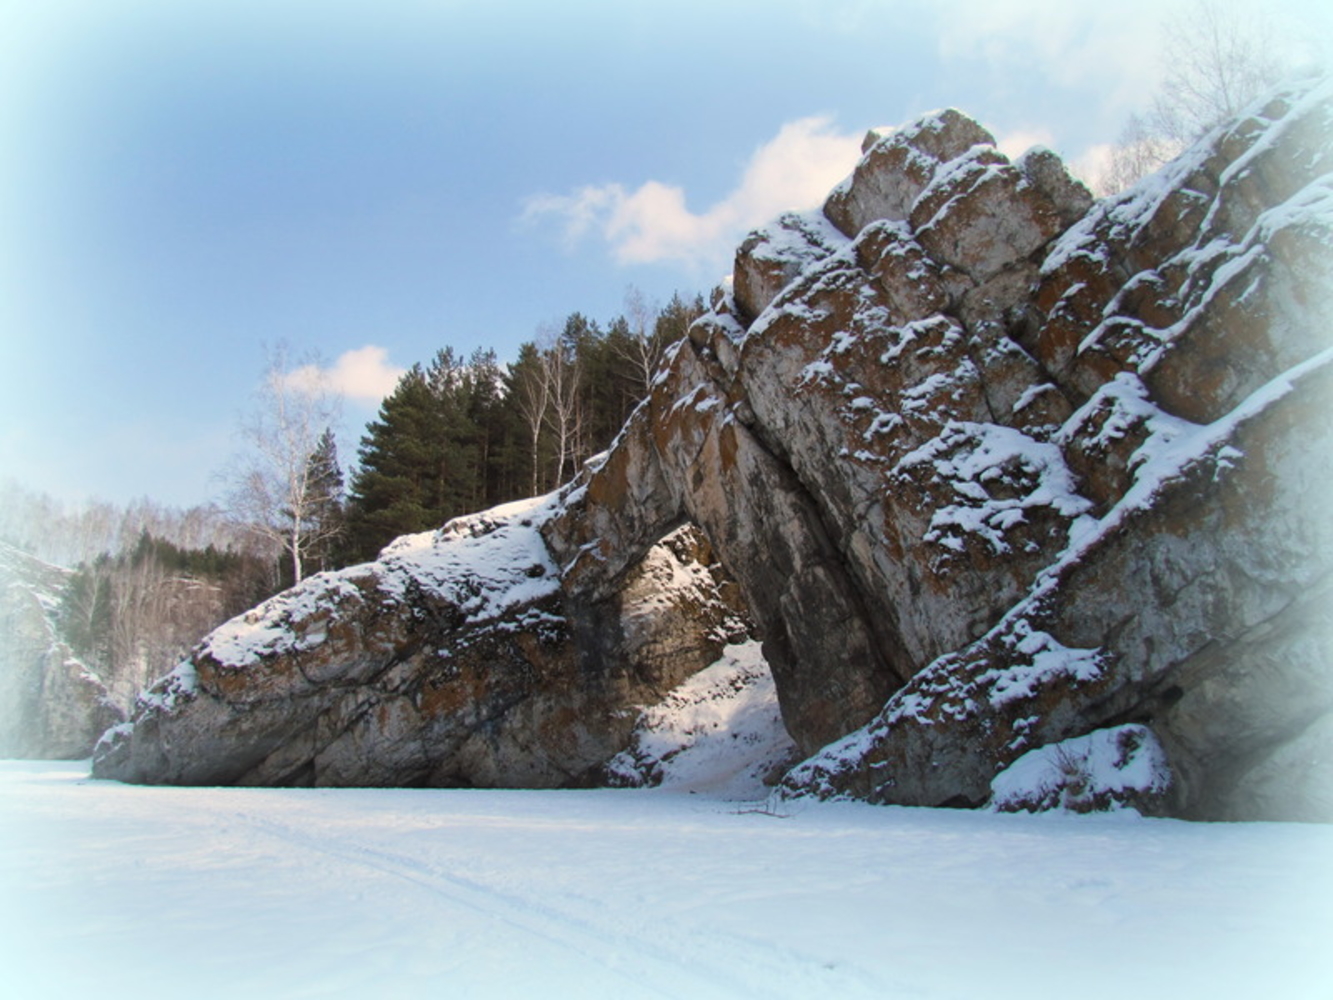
[
  {"x1": 589, "y1": 315, "x2": 639, "y2": 447},
  {"x1": 342, "y1": 350, "x2": 515, "y2": 562},
  {"x1": 336, "y1": 289, "x2": 703, "y2": 564},
  {"x1": 302, "y1": 429, "x2": 344, "y2": 576},
  {"x1": 655, "y1": 291, "x2": 706, "y2": 346},
  {"x1": 461, "y1": 348, "x2": 520, "y2": 507},
  {"x1": 343, "y1": 365, "x2": 445, "y2": 562}
]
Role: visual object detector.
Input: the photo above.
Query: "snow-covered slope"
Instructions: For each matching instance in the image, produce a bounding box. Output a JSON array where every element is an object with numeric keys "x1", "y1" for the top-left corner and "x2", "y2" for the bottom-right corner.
[{"x1": 607, "y1": 639, "x2": 797, "y2": 798}]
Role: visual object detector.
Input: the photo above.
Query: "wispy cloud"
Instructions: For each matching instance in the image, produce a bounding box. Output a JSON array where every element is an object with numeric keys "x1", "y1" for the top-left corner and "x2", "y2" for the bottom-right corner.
[
  {"x1": 282, "y1": 345, "x2": 405, "y2": 405},
  {"x1": 934, "y1": 0, "x2": 1165, "y2": 103},
  {"x1": 522, "y1": 116, "x2": 862, "y2": 272}
]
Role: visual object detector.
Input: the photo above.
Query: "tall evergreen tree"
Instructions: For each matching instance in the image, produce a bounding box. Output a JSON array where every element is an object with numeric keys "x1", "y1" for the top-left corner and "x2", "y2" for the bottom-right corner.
[
  {"x1": 461, "y1": 348, "x2": 521, "y2": 507},
  {"x1": 589, "y1": 315, "x2": 639, "y2": 447},
  {"x1": 302, "y1": 429, "x2": 344, "y2": 576},
  {"x1": 655, "y1": 291, "x2": 706, "y2": 346},
  {"x1": 343, "y1": 365, "x2": 444, "y2": 562},
  {"x1": 342, "y1": 350, "x2": 522, "y2": 562}
]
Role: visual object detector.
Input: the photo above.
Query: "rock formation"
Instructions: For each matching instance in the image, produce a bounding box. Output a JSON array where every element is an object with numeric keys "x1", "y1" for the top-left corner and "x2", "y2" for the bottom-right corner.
[
  {"x1": 96, "y1": 76, "x2": 1332, "y2": 820},
  {"x1": 94, "y1": 502, "x2": 750, "y2": 786},
  {"x1": 0, "y1": 542, "x2": 123, "y2": 757}
]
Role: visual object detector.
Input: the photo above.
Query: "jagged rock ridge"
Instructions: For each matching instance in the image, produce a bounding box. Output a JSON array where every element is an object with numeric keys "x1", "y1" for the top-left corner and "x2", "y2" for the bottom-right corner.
[{"x1": 97, "y1": 77, "x2": 1333, "y2": 820}]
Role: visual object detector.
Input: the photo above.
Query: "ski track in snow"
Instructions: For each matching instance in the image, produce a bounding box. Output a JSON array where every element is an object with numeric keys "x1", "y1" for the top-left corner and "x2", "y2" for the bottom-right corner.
[
  {"x1": 224, "y1": 809, "x2": 828, "y2": 1000},
  {"x1": 3, "y1": 761, "x2": 1332, "y2": 999}
]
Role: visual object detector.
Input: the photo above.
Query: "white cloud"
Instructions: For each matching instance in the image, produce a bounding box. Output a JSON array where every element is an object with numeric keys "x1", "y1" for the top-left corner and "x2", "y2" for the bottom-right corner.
[
  {"x1": 523, "y1": 116, "x2": 862, "y2": 271},
  {"x1": 932, "y1": 0, "x2": 1332, "y2": 128},
  {"x1": 934, "y1": 0, "x2": 1167, "y2": 104},
  {"x1": 282, "y1": 345, "x2": 405, "y2": 405},
  {"x1": 994, "y1": 127, "x2": 1057, "y2": 161},
  {"x1": 1069, "y1": 142, "x2": 1117, "y2": 192}
]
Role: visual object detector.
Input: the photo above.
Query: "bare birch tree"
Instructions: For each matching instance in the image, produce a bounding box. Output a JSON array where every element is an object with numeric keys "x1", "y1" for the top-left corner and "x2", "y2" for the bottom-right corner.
[
  {"x1": 1150, "y1": 0, "x2": 1279, "y2": 146},
  {"x1": 222, "y1": 346, "x2": 344, "y2": 586},
  {"x1": 511, "y1": 341, "x2": 551, "y2": 496},
  {"x1": 542, "y1": 338, "x2": 584, "y2": 487},
  {"x1": 616, "y1": 285, "x2": 668, "y2": 396},
  {"x1": 1097, "y1": 0, "x2": 1283, "y2": 194}
]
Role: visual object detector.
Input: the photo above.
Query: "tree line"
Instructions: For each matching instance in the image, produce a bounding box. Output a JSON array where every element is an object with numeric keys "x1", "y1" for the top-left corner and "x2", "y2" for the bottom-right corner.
[
  {"x1": 58, "y1": 532, "x2": 277, "y2": 709},
  {"x1": 339, "y1": 290, "x2": 704, "y2": 563},
  {"x1": 0, "y1": 480, "x2": 262, "y2": 570},
  {"x1": 1, "y1": 483, "x2": 289, "y2": 710}
]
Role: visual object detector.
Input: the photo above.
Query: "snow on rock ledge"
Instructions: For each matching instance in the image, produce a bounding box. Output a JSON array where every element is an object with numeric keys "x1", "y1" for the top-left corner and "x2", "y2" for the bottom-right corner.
[
  {"x1": 95, "y1": 503, "x2": 750, "y2": 788},
  {"x1": 988, "y1": 724, "x2": 1172, "y2": 815}
]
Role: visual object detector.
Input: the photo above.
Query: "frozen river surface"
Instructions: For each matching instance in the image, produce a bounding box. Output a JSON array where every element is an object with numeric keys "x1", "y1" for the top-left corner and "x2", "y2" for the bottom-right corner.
[{"x1": 2, "y1": 760, "x2": 1330, "y2": 999}]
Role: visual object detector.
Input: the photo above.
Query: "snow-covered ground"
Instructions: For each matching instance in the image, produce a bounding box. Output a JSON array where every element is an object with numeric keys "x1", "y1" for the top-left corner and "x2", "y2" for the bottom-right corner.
[
  {"x1": 606, "y1": 641, "x2": 798, "y2": 798},
  {"x1": 2, "y1": 760, "x2": 1330, "y2": 999}
]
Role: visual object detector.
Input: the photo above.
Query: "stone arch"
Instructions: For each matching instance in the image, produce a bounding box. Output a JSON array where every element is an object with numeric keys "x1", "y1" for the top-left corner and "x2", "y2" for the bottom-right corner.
[{"x1": 545, "y1": 337, "x2": 904, "y2": 755}]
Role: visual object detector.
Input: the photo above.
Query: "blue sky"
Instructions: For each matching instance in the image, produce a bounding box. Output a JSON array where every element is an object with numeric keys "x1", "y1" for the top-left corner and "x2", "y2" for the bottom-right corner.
[{"x1": 2, "y1": 0, "x2": 1328, "y2": 508}]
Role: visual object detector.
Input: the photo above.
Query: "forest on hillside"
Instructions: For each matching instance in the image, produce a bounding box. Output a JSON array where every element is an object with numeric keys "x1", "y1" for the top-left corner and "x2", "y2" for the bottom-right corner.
[
  {"x1": 339, "y1": 291, "x2": 705, "y2": 564},
  {"x1": 0, "y1": 290, "x2": 705, "y2": 705}
]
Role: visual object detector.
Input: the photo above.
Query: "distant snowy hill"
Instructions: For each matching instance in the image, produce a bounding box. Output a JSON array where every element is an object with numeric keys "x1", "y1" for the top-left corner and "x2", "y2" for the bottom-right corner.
[{"x1": 0, "y1": 542, "x2": 121, "y2": 757}]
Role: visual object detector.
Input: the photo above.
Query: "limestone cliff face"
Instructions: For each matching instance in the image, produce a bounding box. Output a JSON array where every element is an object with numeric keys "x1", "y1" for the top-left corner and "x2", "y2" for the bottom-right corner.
[
  {"x1": 0, "y1": 543, "x2": 123, "y2": 758},
  {"x1": 97, "y1": 77, "x2": 1332, "y2": 819}
]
